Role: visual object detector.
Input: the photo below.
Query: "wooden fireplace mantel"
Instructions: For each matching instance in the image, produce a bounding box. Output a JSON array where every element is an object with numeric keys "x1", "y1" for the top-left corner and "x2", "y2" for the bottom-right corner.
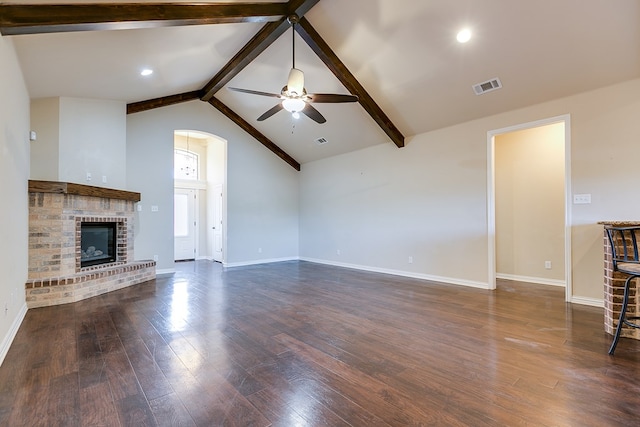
[{"x1": 28, "y1": 180, "x2": 141, "y2": 202}]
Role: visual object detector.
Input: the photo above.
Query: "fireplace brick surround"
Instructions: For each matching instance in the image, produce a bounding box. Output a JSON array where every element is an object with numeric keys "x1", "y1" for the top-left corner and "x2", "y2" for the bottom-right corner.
[{"x1": 26, "y1": 180, "x2": 155, "y2": 308}]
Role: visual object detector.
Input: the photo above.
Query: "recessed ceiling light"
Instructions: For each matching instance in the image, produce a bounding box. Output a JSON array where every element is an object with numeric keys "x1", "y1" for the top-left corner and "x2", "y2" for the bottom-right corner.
[
  {"x1": 140, "y1": 69, "x2": 153, "y2": 76},
  {"x1": 456, "y1": 28, "x2": 471, "y2": 43}
]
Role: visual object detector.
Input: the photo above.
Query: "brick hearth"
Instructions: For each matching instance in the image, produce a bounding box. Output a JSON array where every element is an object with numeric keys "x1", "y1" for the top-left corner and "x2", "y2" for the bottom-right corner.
[{"x1": 26, "y1": 180, "x2": 155, "y2": 308}]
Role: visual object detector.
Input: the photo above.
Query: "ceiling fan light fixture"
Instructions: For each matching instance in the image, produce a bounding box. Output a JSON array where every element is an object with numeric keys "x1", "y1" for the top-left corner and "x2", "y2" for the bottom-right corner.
[
  {"x1": 282, "y1": 97, "x2": 305, "y2": 113},
  {"x1": 287, "y1": 68, "x2": 305, "y2": 96},
  {"x1": 228, "y1": 13, "x2": 356, "y2": 125}
]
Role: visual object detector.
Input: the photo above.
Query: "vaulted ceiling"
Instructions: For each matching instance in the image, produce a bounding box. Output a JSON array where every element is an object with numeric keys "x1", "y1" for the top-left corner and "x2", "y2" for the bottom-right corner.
[{"x1": 2, "y1": 0, "x2": 640, "y2": 170}]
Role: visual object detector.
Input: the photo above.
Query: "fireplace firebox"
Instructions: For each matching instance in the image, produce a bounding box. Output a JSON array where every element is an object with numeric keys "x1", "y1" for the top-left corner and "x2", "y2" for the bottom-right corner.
[{"x1": 81, "y1": 222, "x2": 117, "y2": 267}]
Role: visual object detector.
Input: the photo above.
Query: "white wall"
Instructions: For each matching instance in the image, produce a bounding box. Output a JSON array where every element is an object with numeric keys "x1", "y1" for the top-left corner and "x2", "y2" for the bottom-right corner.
[
  {"x1": 0, "y1": 35, "x2": 30, "y2": 365},
  {"x1": 300, "y1": 78, "x2": 640, "y2": 302},
  {"x1": 30, "y1": 97, "x2": 127, "y2": 188},
  {"x1": 300, "y1": 125, "x2": 489, "y2": 288},
  {"x1": 59, "y1": 97, "x2": 127, "y2": 188},
  {"x1": 127, "y1": 100, "x2": 299, "y2": 271},
  {"x1": 30, "y1": 98, "x2": 59, "y2": 181}
]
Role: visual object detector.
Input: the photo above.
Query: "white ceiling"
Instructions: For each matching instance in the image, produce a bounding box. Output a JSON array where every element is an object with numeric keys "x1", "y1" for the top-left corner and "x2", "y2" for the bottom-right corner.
[{"x1": 8, "y1": 0, "x2": 640, "y2": 165}]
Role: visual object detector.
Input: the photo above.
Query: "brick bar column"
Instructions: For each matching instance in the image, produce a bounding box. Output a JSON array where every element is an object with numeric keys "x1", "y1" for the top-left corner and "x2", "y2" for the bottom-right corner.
[{"x1": 602, "y1": 224, "x2": 640, "y2": 340}]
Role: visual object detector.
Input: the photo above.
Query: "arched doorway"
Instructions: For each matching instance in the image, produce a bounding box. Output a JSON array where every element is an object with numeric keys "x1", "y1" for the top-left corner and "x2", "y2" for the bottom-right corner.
[{"x1": 173, "y1": 130, "x2": 226, "y2": 263}]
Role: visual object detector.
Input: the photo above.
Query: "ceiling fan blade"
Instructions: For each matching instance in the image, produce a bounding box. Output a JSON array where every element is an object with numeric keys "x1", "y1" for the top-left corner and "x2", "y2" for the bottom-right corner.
[
  {"x1": 228, "y1": 87, "x2": 282, "y2": 98},
  {"x1": 301, "y1": 103, "x2": 326, "y2": 124},
  {"x1": 257, "y1": 103, "x2": 284, "y2": 121},
  {"x1": 307, "y1": 93, "x2": 359, "y2": 103}
]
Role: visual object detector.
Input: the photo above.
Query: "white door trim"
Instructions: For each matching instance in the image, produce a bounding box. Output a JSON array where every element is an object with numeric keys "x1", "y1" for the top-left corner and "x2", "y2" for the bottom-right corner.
[
  {"x1": 487, "y1": 114, "x2": 572, "y2": 302},
  {"x1": 212, "y1": 183, "x2": 223, "y2": 262}
]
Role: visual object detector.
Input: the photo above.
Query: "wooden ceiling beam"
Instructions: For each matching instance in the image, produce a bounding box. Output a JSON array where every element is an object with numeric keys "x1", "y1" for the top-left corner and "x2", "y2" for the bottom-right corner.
[
  {"x1": 296, "y1": 17, "x2": 405, "y2": 148},
  {"x1": 2, "y1": 0, "x2": 331, "y2": 171},
  {"x1": 0, "y1": 3, "x2": 288, "y2": 35},
  {"x1": 200, "y1": 18, "x2": 288, "y2": 102},
  {"x1": 208, "y1": 97, "x2": 301, "y2": 171},
  {"x1": 200, "y1": 0, "x2": 319, "y2": 101},
  {"x1": 127, "y1": 90, "x2": 204, "y2": 115}
]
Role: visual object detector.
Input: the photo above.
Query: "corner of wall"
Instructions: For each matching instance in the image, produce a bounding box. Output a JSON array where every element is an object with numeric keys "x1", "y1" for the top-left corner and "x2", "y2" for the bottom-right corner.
[{"x1": 0, "y1": 304, "x2": 27, "y2": 367}]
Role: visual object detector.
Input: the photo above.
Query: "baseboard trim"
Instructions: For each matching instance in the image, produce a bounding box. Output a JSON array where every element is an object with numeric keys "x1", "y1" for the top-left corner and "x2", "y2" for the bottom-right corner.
[
  {"x1": 570, "y1": 296, "x2": 604, "y2": 308},
  {"x1": 300, "y1": 257, "x2": 490, "y2": 290},
  {"x1": 223, "y1": 257, "x2": 299, "y2": 268},
  {"x1": 496, "y1": 273, "x2": 565, "y2": 287},
  {"x1": 162, "y1": 258, "x2": 604, "y2": 307},
  {"x1": 0, "y1": 303, "x2": 28, "y2": 367}
]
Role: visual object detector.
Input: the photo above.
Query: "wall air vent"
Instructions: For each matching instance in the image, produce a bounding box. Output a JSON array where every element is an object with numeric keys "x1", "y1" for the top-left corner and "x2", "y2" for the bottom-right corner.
[
  {"x1": 472, "y1": 77, "x2": 502, "y2": 95},
  {"x1": 314, "y1": 137, "x2": 328, "y2": 145}
]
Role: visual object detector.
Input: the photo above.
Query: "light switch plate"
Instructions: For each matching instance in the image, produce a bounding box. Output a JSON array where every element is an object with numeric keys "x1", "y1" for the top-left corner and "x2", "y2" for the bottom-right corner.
[{"x1": 573, "y1": 194, "x2": 591, "y2": 204}]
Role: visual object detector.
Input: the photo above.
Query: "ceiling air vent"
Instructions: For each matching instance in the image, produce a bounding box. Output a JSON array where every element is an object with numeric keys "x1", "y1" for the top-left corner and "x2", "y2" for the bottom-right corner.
[
  {"x1": 472, "y1": 77, "x2": 502, "y2": 95},
  {"x1": 314, "y1": 137, "x2": 328, "y2": 145}
]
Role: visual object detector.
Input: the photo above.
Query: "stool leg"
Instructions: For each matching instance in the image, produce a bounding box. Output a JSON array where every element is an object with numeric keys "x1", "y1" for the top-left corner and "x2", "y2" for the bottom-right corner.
[{"x1": 609, "y1": 275, "x2": 635, "y2": 355}]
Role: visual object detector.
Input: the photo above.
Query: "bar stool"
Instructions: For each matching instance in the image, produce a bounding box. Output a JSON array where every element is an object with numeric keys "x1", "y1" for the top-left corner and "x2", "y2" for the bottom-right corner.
[{"x1": 605, "y1": 226, "x2": 640, "y2": 355}]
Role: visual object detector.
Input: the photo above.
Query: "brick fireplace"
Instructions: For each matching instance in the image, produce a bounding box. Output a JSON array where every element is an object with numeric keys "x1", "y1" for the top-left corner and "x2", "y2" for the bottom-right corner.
[{"x1": 26, "y1": 180, "x2": 155, "y2": 308}]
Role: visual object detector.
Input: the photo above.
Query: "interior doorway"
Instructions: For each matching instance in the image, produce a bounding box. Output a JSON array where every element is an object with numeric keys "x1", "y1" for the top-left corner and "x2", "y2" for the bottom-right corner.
[
  {"x1": 173, "y1": 130, "x2": 227, "y2": 264},
  {"x1": 487, "y1": 115, "x2": 572, "y2": 301}
]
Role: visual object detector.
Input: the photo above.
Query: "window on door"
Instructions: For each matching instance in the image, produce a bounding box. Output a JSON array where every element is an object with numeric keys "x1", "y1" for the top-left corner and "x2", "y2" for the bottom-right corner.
[{"x1": 174, "y1": 193, "x2": 190, "y2": 237}]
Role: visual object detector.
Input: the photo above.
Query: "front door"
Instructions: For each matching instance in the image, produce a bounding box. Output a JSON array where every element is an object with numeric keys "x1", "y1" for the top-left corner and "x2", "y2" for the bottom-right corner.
[{"x1": 174, "y1": 188, "x2": 196, "y2": 261}]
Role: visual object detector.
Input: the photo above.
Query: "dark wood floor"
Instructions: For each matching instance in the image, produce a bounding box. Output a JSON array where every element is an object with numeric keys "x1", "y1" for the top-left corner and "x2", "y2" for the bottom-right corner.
[{"x1": 1, "y1": 261, "x2": 639, "y2": 426}]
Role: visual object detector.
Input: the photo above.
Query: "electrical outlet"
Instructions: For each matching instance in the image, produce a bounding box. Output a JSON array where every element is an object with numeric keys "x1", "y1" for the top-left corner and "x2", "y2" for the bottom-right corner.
[
  {"x1": 408, "y1": 256, "x2": 413, "y2": 264},
  {"x1": 137, "y1": 204, "x2": 142, "y2": 212},
  {"x1": 102, "y1": 175, "x2": 107, "y2": 183},
  {"x1": 86, "y1": 172, "x2": 92, "y2": 181},
  {"x1": 153, "y1": 255, "x2": 158, "y2": 262},
  {"x1": 545, "y1": 261, "x2": 552, "y2": 269},
  {"x1": 336, "y1": 249, "x2": 341, "y2": 255},
  {"x1": 258, "y1": 248, "x2": 262, "y2": 253},
  {"x1": 151, "y1": 205, "x2": 159, "y2": 212}
]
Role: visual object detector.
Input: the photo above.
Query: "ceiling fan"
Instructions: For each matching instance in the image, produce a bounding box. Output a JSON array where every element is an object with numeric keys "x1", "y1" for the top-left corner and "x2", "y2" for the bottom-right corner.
[{"x1": 228, "y1": 14, "x2": 358, "y2": 124}]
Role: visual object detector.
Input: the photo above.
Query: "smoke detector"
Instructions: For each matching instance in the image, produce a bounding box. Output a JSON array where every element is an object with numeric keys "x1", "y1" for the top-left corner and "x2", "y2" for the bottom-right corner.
[
  {"x1": 314, "y1": 137, "x2": 328, "y2": 145},
  {"x1": 472, "y1": 78, "x2": 502, "y2": 95}
]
